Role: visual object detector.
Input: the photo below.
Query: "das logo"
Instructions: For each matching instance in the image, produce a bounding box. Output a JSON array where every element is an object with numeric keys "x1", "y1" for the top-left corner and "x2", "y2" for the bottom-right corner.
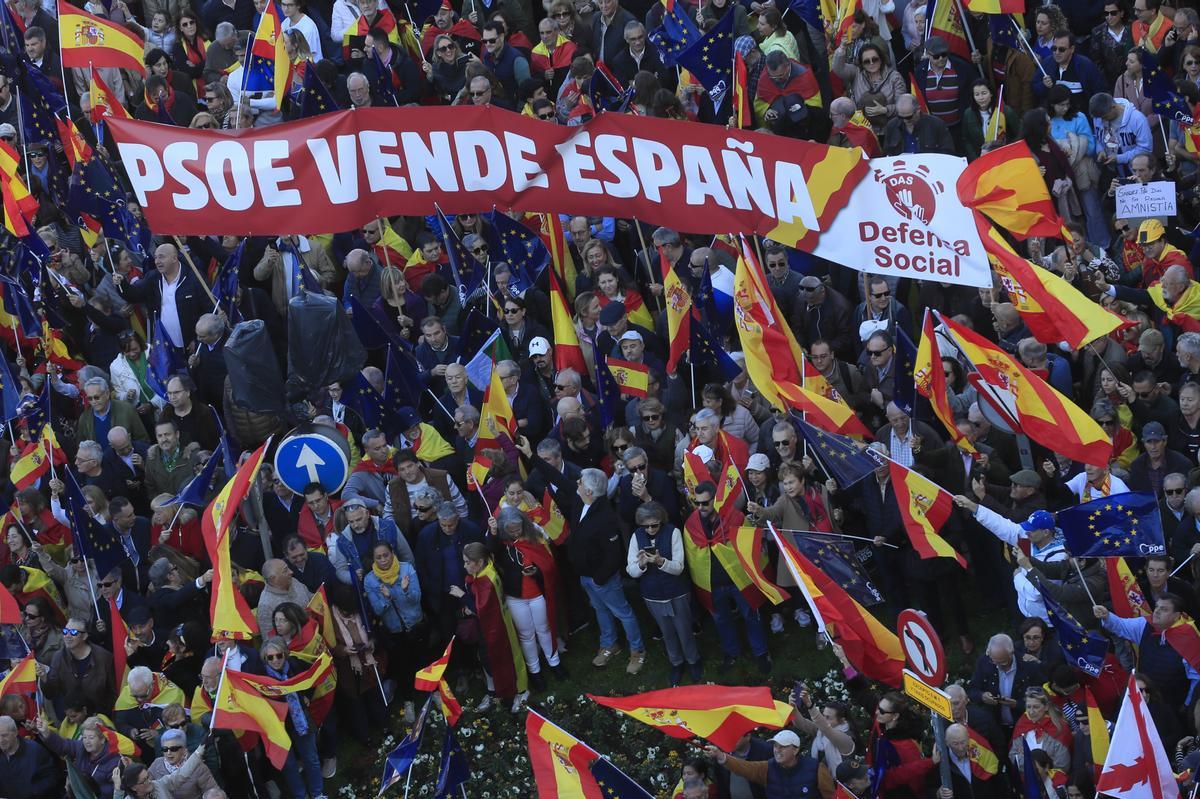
[{"x1": 873, "y1": 161, "x2": 945, "y2": 226}]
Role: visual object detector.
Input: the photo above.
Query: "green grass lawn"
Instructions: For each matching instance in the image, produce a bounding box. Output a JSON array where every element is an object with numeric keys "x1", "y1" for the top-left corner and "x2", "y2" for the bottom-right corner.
[{"x1": 325, "y1": 595, "x2": 1007, "y2": 798}]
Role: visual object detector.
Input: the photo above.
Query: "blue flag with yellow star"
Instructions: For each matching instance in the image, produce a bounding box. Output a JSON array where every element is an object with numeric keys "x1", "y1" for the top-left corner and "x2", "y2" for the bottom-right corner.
[
  {"x1": 485, "y1": 210, "x2": 546, "y2": 291},
  {"x1": 63, "y1": 467, "x2": 126, "y2": 580},
  {"x1": 1036, "y1": 583, "x2": 1109, "y2": 677},
  {"x1": 1056, "y1": 491, "x2": 1165, "y2": 558},
  {"x1": 893, "y1": 324, "x2": 917, "y2": 417},
  {"x1": 648, "y1": 0, "x2": 701, "y2": 66},
  {"x1": 1141, "y1": 48, "x2": 1194, "y2": 125},
  {"x1": 588, "y1": 756, "x2": 654, "y2": 798},
  {"x1": 342, "y1": 371, "x2": 385, "y2": 429},
  {"x1": 795, "y1": 417, "x2": 878, "y2": 489},
  {"x1": 432, "y1": 725, "x2": 471, "y2": 798},
  {"x1": 791, "y1": 536, "x2": 884, "y2": 606},
  {"x1": 673, "y1": 9, "x2": 734, "y2": 106},
  {"x1": 297, "y1": 63, "x2": 341, "y2": 118},
  {"x1": 688, "y1": 308, "x2": 739, "y2": 380}
]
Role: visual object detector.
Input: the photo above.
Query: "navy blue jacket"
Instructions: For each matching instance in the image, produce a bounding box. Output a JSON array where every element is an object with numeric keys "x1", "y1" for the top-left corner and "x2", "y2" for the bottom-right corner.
[{"x1": 414, "y1": 518, "x2": 484, "y2": 615}]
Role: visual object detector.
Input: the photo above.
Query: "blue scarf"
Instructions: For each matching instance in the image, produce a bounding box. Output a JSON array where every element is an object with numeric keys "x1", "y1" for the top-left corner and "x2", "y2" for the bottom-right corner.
[{"x1": 265, "y1": 661, "x2": 308, "y2": 735}]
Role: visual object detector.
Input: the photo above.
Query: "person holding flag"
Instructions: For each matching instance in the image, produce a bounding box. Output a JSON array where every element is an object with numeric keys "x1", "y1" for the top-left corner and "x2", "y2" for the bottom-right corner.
[{"x1": 1093, "y1": 597, "x2": 1199, "y2": 710}]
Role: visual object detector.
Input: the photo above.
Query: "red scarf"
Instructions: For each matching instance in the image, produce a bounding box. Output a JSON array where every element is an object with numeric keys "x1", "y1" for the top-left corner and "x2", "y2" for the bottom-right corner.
[
  {"x1": 1012, "y1": 712, "x2": 1072, "y2": 752},
  {"x1": 144, "y1": 84, "x2": 177, "y2": 115},
  {"x1": 183, "y1": 36, "x2": 209, "y2": 97},
  {"x1": 353, "y1": 457, "x2": 398, "y2": 476}
]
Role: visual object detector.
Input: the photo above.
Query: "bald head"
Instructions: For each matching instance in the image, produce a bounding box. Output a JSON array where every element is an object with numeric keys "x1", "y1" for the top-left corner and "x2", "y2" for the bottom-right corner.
[
  {"x1": 154, "y1": 243, "x2": 180, "y2": 278},
  {"x1": 345, "y1": 248, "x2": 372, "y2": 277},
  {"x1": 896, "y1": 94, "x2": 918, "y2": 117}
]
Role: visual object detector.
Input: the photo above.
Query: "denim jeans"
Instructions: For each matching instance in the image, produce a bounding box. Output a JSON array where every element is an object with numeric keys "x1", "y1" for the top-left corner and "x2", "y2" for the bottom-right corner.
[
  {"x1": 580, "y1": 574, "x2": 644, "y2": 652},
  {"x1": 281, "y1": 728, "x2": 323, "y2": 799},
  {"x1": 711, "y1": 583, "x2": 767, "y2": 658}
]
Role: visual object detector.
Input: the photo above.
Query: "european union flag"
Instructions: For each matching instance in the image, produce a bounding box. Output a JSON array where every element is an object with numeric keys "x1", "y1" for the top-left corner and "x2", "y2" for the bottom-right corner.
[
  {"x1": 674, "y1": 9, "x2": 734, "y2": 106},
  {"x1": 0, "y1": 273, "x2": 40, "y2": 338},
  {"x1": 988, "y1": 14, "x2": 1022, "y2": 50},
  {"x1": 459, "y1": 308, "x2": 503, "y2": 365},
  {"x1": 486, "y1": 210, "x2": 548, "y2": 289},
  {"x1": 893, "y1": 324, "x2": 917, "y2": 417},
  {"x1": 1141, "y1": 48, "x2": 1194, "y2": 125},
  {"x1": 870, "y1": 736, "x2": 898, "y2": 799},
  {"x1": 1021, "y1": 736, "x2": 1040, "y2": 799},
  {"x1": 147, "y1": 317, "x2": 184, "y2": 400},
  {"x1": 62, "y1": 468, "x2": 125, "y2": 580},
  {"x1": 432, "y1": 726, "x2": 471, "y2": 798},
  {"x1": 15, "y1": 232, "x2": 52, "y2": 294},
  {"x1": 67, "y1": 158, "x2": 149, "y2": 257},
  {"x1": 168, "y1": 448, "x2": 224, "y2": 508},
  {"x1": 380, "y1": 694, "x2": 433, "y2": 792},
  {"x1": 1037, "y1": 582, "x2": 1109, "y2": 677},
  {"x1": 382, "y1": 344, "x2": 428, "y2": 435},
  {"x1": 786, "y1": 0, "x2": 823, "y2": 30},
  {"x1": 694, "y1": 257, "x2": 720, "y2": 330},
  {"x1": 343, "y1": 372, "x2": 385, "y2": 429},
  {"x1": 369, "y1": 48, "x2": 400, "y2": 107},
  {"x1": 298, "y1": 64, "x2": 340, "y2": 118},
  {"x1": 791, "y1": 535, "x2": 883, "y2": 606},
  {"x1": 649, "y1": 0, "x2": 701, "y2": 66},
  {"x1": 796, "y1": 417, "x2": 878, "y2": 489},
  {"x1": 1056, "y1": 491, "x2": 1165, "y2": 558},
  {"x1": 595, "y1": 356, "x2": 623, "y2": 428},
  {"x1": 434, "y1": 206, "x2": 474, "y2": 305},
  {"x1": 688, "y1": 309, "x2": 739, "y2": 380},
  {"x1": 0, "y1": 351, "x2": 17, "y2": 424},
  {"x1": 212, "y1": 241, "x2": 243, "y2": 310},
  {"x1": 282, "y1": 241, "x2": 324, "y2": 296},
  {"x1": 589, "y1": 757, "x2": 655, "y2": 798}
]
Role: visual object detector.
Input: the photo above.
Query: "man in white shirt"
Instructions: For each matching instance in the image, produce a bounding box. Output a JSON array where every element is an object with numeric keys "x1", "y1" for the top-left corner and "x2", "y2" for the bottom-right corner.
[{"x1": 280, "y1": 0, "x2": 324, "y2": 60}]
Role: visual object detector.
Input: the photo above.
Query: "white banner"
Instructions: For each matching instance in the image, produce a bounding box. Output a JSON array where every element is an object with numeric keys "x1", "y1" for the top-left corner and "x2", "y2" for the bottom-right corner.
[
  {"x1": 1115, "y1": 180, "x2": 1176, "y2": 219},
  {"x1": 812, "y1": 154, "x2": 990, "y2": 288}
]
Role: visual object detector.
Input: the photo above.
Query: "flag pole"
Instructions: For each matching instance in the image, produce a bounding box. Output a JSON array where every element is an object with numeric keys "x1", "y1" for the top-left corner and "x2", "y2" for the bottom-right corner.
[
  {"x1": 770, "y1": 527, "x2": 900, "y2": 549},
  {"x1": 766, "y1": 521, "x2": 836, "y2": 647},
  {"x1": 372, "y1": 661, "x2": 390, "y2": 706},
  {"x1": 1068, "y1": 556, "x2": 1100, "y2": 608},
  {"x1": 209, "y1": 648, "x2": 231, "y2": 732},
  {"x1": 1171, "y1": 552, "x2": 1195, "y2": 577},
  {"x1": 632, "y1": 220, "x2": 663, "y2": 312},
  {"x1": 1012, "y1": 21, "x2": 1050, "y2": 78},
  {"x1": 171, "y1": 236, "x2": 221, "y2": 305},
  {"x1": 951, "y1": 0, "x2": 976, "y2": 53}
]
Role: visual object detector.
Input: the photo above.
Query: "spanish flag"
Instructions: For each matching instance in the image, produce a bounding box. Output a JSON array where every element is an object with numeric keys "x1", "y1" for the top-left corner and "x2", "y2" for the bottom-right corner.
[
  {"x1": 888, "y1": 460, "x2": 966, "y2": 568},
  {"x1": 109, "y1": 595, "x2": 130, "y2": 685},
  {"x1": 731, "y1": 526, "x2": 789, "y2": 605},
  {"x1": 538, "y1": 488, "x2": 568, "y2": 544},
  {"x1": 57, "y1": 0, "x2": 146, "y2": 74},
  {"x1": 191, "y1": 687, "x2": 260, "y2": 752},
  {"x1": 369, "y1": 219, "x2": 414, "y2": 267},
  {"x1": 909, "y1": 72, "x2": 928, "y2": 111},
  {"x1": 541, "y1": 213, "x2": 577, "y2": 304},
  {"x1": 977, "y1": 217, "x2": 1123, "y2": 350},
  {"x1": 965, "y1": 727, "x2": 1000, "y2": 780},
  {"x1": 1164, "y1": 615, "x2": 1200, "y2": 671},
  {"x1": 213, "y1": 669, "x2": 292, "y2": 769},
  {"x1": 204, "y1": 441, "x2": 270, "y2": 640},
  {"x1": 41, "y1": 321, "x2": 85, "y2": 371},
  {"x1": 776, "y1": 381, "x2": 872, "y2": 439},
  {"x1": 1105, "y1": 557, "x2": 1152, "y2": 619},
  {"x1": 438, "y1": 679, "x2": 462, "y2": 726},
  {"x1": 55, "y1": 116, "x2": 93, "y2": 170},
  {"x1": 526, "y1": 709, "x2": 602, "y2": 799},
  {"x1": 245, "y1": 0, "x2": 290, "y2": 109},
  {"x1": 97, "y1": 723, "x2": 141, "y2": 757},
  {"x1": 306, "y1": 586, "x2": 337, "y2": 648},
  {"x1": 0, "y1": 653, "x2": 37, "y2": 698},
  {"x1": 477, "y1": 365, "x2": 517, "y2": 451},
  {"x1": 1146, "y1": 280, "x2": 1200, "y2": 332},
  {"x1": 414, "y1": 638, "x2": 454, "y2": 691},
  {"x1": 14, "y1": 566, "x2": 66, "y2": 625},
  {"x1": 772, "y1": 525, "x2": 904, "y2": 686},
  {"x1": 962, "y1": 0, "x2": 1023, "y2": 13},
  {"x1": 0, "y1": 582, "x2": 20, "y2": 624},
  {"x1": 939, "y1": 313, "x2": 1112, "y2": 466},
  {"x1": 605, "y1": 357, "x2": 649, "y2": 398},
  {"x1": 466, "y1": 453, "x2": 492, "y2": 493},
  {"x1": 113, "y1": 672, "x2": 186, "y2": 711},
  {"x1": 1084, "y1": 687, "x2": 1109, "y2": 776},
  {"x1": 588, "y1": 686, "x2": 794, "y2": 751},
  {"x1": 0, "y1": 139, "x2": 38, "y2": 237},
  {"x1": 549, "y1": 267, "x2": 587, "y2": 376},
  {"x1": 89, "y1": 67, "x2": 131, "y2": 122},
  {"x1": 985, "y1": 85, "x2": 1006, "y2": 144},
  {"x1": 957, "y1": 141, "x2": 1066, "y2": 240},
  {"x1": 926, "y1": 0, "x2": 971, "y2": 58},
  {"x1": 237, "y1": 651, "x2": 335, "y2": 697},
  {"x1": 661, "y1": 249, "x2": 692, "y2": 374},
  {"x1": 682, "y1": 513, "x2": 766, "y2": 615},
  {"x1": 10, "y1": 438, "x2": 50, "y2": 490},
  {"x1": 408, "y1": 421, "x2": 455, "y2": 463},
  {"x1": 732, "y1": 240, "x2": 808, "y2": 411},
  {"x1": 732, "y1": 50, "x2": 752, "y2": 128},
  {"x1": 914, "y1": 311, "x2": 976, "y2": 455}
]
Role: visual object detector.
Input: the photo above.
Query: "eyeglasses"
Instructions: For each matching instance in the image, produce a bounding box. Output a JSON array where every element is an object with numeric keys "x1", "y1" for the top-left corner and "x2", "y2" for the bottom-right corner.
[
  {"x1": 503, "y1": 307, "x2": 521, "y2": 314},
  {"x1": 867, "y1": 348, "x2": 889, "y2": 357},
  {"x1": 1051, "y1": 45, "x2": 1071, "y2": 52},
  {"x1": 870, "y1": 291, "x2": 891, "y2": 298},
  {"x1": 166, "y1": 721, "x2": 186, "y2": 729},
  {"x1": 437, "y1": 43, "x2": 455, "y2": 51},
  {"x1": 861, "y1": 56, "x2": 880, "y2": 64},
  {"x1": 552, "y1": 10, "x2": 571, "y2": 16},
  {"x1": 930, "y1": 52, "x2": 948, "y2": 59},
  {"x1": 1105, "y1": 8, "x2": 1121, "y2": 14},
  {"x1": 63, "y1": 627, "x2": 82, "y2": 636},
  {"x1": 799, "y1": 285, "x2": 819, "y2": 293},
  {"x1": 553, "y1": 384, "x2": 569, "y2": 391},
  {"x1": 628, "y1": 463, "x2": 647, "y2": 472},
  {"x1": 30, "y1": 151, "x2": 46, "y2": 158},
  {"x1": 644, "y1": 522, "x2": 661, "y2": 529},
  {"x1": 1188, "y1": 60, "x2": 1199, "y2": 66},
  {"x1": 69, "y1": 556, "x2": 82, "y2": 564},
  {"x1": 265, "y1": 653, "x2": 286, "y2": 661},
  {"x1": 774, "y1": 440, "x2": 793, "y2": 448},
  {"x1": 181, "y1": 19, "x2": 197, "y2": 25},
  {"x1": 22, "y1": 610, "x2": 39, "y2": 619},
  {"x1": 537, "y1": 112, "x2": 556, "y2": 120},
  {"x1": 877, "y1": 705, "x2": 896, "y2": 715},
  {"x1": 162, "y1": 745, "x2": 184, "y2": 752},
  {"x1": 613, "y1": 444, "x2": 628, "y2": 453},
  {"x1": 471, "y1": 246, "x2": 489, "y2": 254},
  {"x1": 1098, "y1": 418, "x2": 1117, "y2": 427},
  {"x1": 415, "y1": 504, "x2": 434, "y2": 513},
  {"x1": 482, "y1": 37, "x2": 498, "y2": 44},
  {"x1": 641, "y1": 414, "x2": 661, "y2": 422},
  {"x1": 1167, "y1": 487, "x2": 1186, "y2": 495},
  {"x1": 98, "y1": 580, "x2": 116, "y2": 588},
  {"x1": 1136, "y1": 391, "x2": 1154, "y2": 400},
  {"x1": 694, "y1": 498, "x2": 713, "y2": 507}
]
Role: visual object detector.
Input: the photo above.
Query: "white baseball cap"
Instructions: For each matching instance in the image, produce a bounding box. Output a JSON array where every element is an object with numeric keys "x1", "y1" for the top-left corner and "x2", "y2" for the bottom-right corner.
[{"x1": 771, "y1": 730, "x2": 801, "y2": 748}]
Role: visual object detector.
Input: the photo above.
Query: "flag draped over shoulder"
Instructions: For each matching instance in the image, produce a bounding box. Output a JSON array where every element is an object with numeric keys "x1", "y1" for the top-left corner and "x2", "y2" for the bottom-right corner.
[
  {"x1": 204, "y1": 441, "x2": 270, "y2": 640},
  {"x1": 57, "y1": 0, "x2": 146, "y2": 73},
  {"x1": 938, "y1": 313, "x2": 1112, "y2": 466},
  {"x1": 588, "y1": 686, "x2": 793, "y2": 750}
]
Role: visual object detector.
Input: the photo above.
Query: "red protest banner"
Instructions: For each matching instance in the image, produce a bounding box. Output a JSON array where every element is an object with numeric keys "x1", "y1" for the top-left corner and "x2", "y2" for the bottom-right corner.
[{"x1": 107, "y1": 107, "x2": 867, "y2": 245}]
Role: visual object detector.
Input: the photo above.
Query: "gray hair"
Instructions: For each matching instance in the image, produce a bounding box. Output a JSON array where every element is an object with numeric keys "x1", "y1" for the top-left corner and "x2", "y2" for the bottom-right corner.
[
  {"x1": 624, "y1": 19, "x2": 645, "y2": 35},
  {"x1": 1186, "y1": 487, "x2": 1200, "y2": 515},
  {"x1": 945, "y1": 683, "x2": 966, "y2": 702},
  {"x1": 1088, "y1": 92, "x2": 1115, "y2": 118},
  {"x1": 362, "y1": 429, "x2": 388, "y2": 448},
  {"x1": 579, "y1": 468, "x2": 607, "y2": 498},
  {"x1": 556, "y1": 368, "x2": 581, "y2": 390},
  {"x1": 622, "y1": 445, "x2": 648, "y2": 464},
  {"x1": 634, "y1": 501, "x2": 666, "y2": 526},
  {"x1": 260, "y1": 636, "x2": 289, "y2": 659},
  {"x1": 1178, "y1": 332, "x2": 1200, "y2": 360},
  {"x1": 497, "y1": 359, "x2": 520, "y2": 379},
  {"x1": 128, "y1": 665, "x2": 153, "y2": 692},
  {"x1": 77, "y1": 440, "x2": 103, "y2": 460},
  {"x1": 0, "y1": 716, "x2": 16, "y2": 733},
  {"x1": 651, "y1": 227, "x2": 681, "y2": 247},
  {"x1": 215, "y1": 21, "x2": 235, "y2": 39},
  {"x1": 536, "y1": 438, "x2": 562, "y2": 458},
  {"x1": 412, "y1": 487, "x2": 442, "y2": 507},
  {"x1": 262, "y1": 558, "x2": 288, "y2": 581},
  {"x1": 463, "y1": 233, "x2": 485, "y2": 252},
  {"x1": 436, "y1": 501, "x2": 459, "y2": 520},
  {"x1": 830, "y1": 96, "x2": 856, "y2": 116},
  {"x1": 83, "y1": 376, "x2": 109, "y2": 393},
  {"x1": 496, "y1": 506, "x2": 525, "y2": 529},
  {"x1": 455, "y1": 405, "x2": 480, "y2": 425},
  {"x1": 1018, "y1": 337, "x2": 1047, "y2": 363},
  {"x1": 986, "y1": 633, "x2": 1014, "y2": 656},
  {"x1": 694, "y1": 408, "x2": 720, "y2": 425}
]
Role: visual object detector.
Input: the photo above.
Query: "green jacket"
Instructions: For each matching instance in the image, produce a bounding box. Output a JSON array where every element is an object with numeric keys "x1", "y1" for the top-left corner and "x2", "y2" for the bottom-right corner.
[{"x1": 75, "y1": 399, "x2": 150, "y2": 444}]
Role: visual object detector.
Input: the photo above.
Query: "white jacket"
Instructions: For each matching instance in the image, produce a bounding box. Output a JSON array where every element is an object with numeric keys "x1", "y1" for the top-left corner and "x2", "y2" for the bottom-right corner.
[{"x1": 108, "y1": 354, "x2": 167, "y2": 411}]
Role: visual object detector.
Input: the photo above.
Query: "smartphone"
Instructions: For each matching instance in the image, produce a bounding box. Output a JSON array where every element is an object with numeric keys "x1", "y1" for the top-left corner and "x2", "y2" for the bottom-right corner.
[{"x1": 643, "y1": 544, "x2": 658, "y2": 557}]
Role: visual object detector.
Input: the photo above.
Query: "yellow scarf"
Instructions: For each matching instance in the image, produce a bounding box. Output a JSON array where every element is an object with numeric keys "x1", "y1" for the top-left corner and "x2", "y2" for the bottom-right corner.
[
  {"x1": 1149, "y1": 280, "x2": 1200, "y2": 328},
  {"x1": 1082, "y1": 474, "x2": 1111, "y2": 503},
  {"x1": 373, "y1": 555, "x2": 400, "y2": 586}
]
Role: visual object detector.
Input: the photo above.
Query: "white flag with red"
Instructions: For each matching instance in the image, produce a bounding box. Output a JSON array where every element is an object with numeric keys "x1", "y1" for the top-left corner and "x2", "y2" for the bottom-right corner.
[{"x1": 1095, "y1": 676, "x2": 1179, "y2": 799}]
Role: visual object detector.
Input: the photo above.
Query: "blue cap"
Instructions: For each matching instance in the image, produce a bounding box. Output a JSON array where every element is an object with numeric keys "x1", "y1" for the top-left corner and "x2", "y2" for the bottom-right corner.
[
  {"x1": 397, "y1": 407, "x2": 421, "y2": 432},
  {"x1": 1021, "y1": 509, "x2": 1055, "y2": 533}
]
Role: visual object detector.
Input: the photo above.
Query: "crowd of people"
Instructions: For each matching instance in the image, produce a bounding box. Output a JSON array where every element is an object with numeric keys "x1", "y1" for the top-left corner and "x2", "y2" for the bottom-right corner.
[{"x1": 5, "y1": 0, "x2": 1200, "y2": 796}]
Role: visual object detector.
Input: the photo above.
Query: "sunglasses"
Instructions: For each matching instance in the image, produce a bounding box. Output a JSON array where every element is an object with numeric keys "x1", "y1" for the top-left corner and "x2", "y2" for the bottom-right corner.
[
  {"x1": 503, "y1": 307, "x2": 521, "y2": 314},
  {"x1": 471, "y1": 246, "x2": 489, "y2": 254},
  {"x1": 1105, "y1": 8, "x2": 1121, "y2": 13},
  {"x1": 694, "y1": 499, "x2": 713, "y2": 507},
  {"x1": 469, "y1": 89, "x2": 490, "y2": 97},
  {"x1": 538, "y1": 112, "x2": 556, "y2": 120},
  {"x1": 437, "y1": 43, "x2": 455, "y2": 51},
  {"x1": 22, "y1": 610, "x2": 40, "y2": 619},
  {"x1": 265, "y1": 653, "x2": 286, "y2": 661},
  {"x1": 162, "y1": 745, "x2": 184, "y2": 752},
  {"x1": 629, "y1": 463, "x2": 647, "y2": 472},
  {"x1": 644, "y1": 522, "x2": 661, "y2": 529},
  {"x1": 861, "y1": 56, "x2": 880, "y2": 64},
  {"x1": 642, "y1": 414, "x2": 661, "y2": 421},
  {"x1": 98, "y1": 580, "x2": 116, "y2": 588},
  {"x1": 554, "y1": 384, "x2": 569, "y2": 391},
  {"x1": 63, "y1": 627, "x2": 82, "y2": 636},
  {"x1": 1051, "y1": 45, "x2": 1071, "y2": 52},
  {"x1": 482, "y1": 37, "x2": 498, "y2": 43},
  {"x1": 871, "y1": 291, "x2": 891, "y2": 298},
  {"x1": 1167, "y1": 487, "x2": 1186, "y2": 495},
  {"x1": 774, "y1": 440, "x2": 793, "y2": 448},
  {"x1": 415, "y1": 504, "x2": 434, "y2": 513},
  {"x1": 552, "y1": 10, "x2": 571, "y2": 16}
]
